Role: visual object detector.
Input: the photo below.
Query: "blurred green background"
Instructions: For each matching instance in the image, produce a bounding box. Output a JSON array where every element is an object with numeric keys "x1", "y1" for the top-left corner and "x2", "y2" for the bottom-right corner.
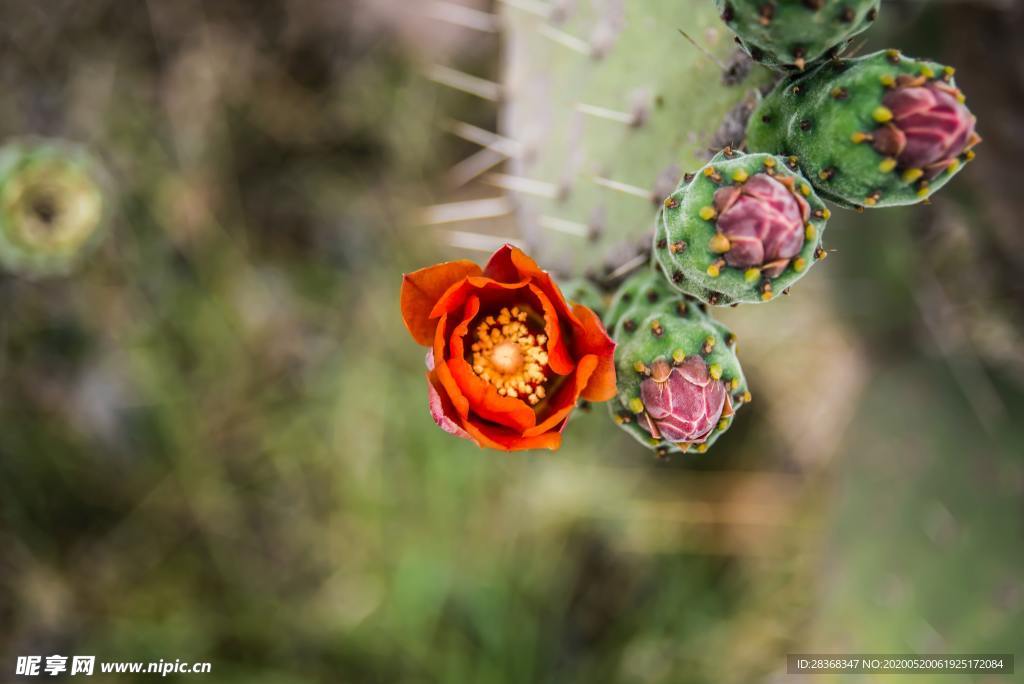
[{"x1": 0, "y1": 1, "x2": 1020, "y2": 682}]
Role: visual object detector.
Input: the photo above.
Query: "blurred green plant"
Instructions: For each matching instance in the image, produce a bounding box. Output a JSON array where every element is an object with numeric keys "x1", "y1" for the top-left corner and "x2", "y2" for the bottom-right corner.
[{"x1": 0, "y1": 139, "x2": 109, "y2": 276}]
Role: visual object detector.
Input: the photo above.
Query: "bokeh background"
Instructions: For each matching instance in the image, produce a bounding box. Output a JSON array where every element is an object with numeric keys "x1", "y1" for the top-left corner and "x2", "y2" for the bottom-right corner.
[{"x1": 0, "y1": 1, "x2": 1021, "y2": 682}]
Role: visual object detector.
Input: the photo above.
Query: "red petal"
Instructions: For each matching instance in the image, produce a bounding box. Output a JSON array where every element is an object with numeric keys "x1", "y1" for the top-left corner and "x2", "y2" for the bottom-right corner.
[
  {"x1": 482, "y1": 243, "x2": 534, "y2": 283},
  {"x1": 462, "y1": 419, "x2": 563, "y2": 452},
  {"x1": 427, "y1": 371, "x2": 471, "y2": 440},
  {"x1": 703, "y1": 379, "x2": 727, "y2": 428},
  {"x1": 487, "y1": 244, "x2": 580, "y2": 329},
  {"x1": 529, "y1": 283, "x2": 574, "y2": 375},
  {"x1": 678, "y1": 355, "x2": 710, "y2": 387},
  {"x1": 523, "y1": 354, "x2": 597, "y2": 437},
  {"x1": 401, "y1": 260, "x2": 482, "y2": 346},
  {"x1": 722, "y1": 235, "x2": 765, "y2": 269},
  {"x1": 432, "y1": 312, "x2": 470, "y2": 418},
  {"x1": 656, "y1": 415, "x2": 702, "y2": 443},
  {"x1": 428, "y1": 275, "x2": 531, "y2": 320},
  {"x1": 570, "y1": 304, "x2": 616, "y2": 402},
  {"x1": 713, "y1": 185, "x2": 742, "y2": 214}
]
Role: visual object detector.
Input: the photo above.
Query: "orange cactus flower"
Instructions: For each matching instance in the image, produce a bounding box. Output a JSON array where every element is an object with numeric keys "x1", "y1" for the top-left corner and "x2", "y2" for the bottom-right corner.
[{"x1": 401, "y1": 245, "x2": 616, "y2": 451}]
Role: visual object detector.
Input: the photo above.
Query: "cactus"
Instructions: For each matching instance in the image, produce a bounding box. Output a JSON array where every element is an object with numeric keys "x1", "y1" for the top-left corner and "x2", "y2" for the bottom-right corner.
[
  {"x1": 746, "y1": 50, "x2": 981, "y2": 208},
  {"x1": 501, "y1": 0, "x2": 772, "y2": 278},
  {"x1": 715, "y1": 0, "x2": 880, "y2": 70},
  {"x1": 607, "y1": 270, "x2": 749, "y2": 458},
  {"x1": 604, "y1": 266, "x2": 666, "y2": 332},
  {"x1": 654, "y1": 149, "x2": 829, "y2": 305},
  {"x1": 0, "y1": 138, "x2": 110, "y2": 276},
  {"x1": 558, "y1": 276, "x2": 607, "y2": 319}
]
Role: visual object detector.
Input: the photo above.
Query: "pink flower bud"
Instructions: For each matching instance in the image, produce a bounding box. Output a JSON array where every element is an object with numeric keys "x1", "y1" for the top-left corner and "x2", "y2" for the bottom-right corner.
[
  {"x1": 872, "y1": 80, "x2": 979, "y2": 179},
  {"x1": 712, "y1": 174, "x2": 809, "y2": 278},
  {"x1": 639, "y1": 357, "x2": 730, "y2": 445}
]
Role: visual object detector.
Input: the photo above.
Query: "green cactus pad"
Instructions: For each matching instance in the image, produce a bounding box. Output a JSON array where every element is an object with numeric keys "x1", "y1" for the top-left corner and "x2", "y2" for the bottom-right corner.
[
  {"x1": 608, "y1": 270, "x2": 749, "y2": 457},
  {"x1": 0, "y1": 138, "x2": 110, "y2": 276},
  {"x1": 715, "y1": 0, "x2": 880, "y2": 70},
  {"x1": 501, "y1": 0, "x2": 772, "y2": 278},
  {"x1": 653, "y1": 149, "x2": 829, "y2": 305},
  {"x1": 603, "y1": 267, "x2": 687, "y2": 332},
  {"x1": 558, "y1": 276, "x2": 607, "y2": 318},
  {"x1": 746, "y1": 50, "x2": 979, "y2": 208}
]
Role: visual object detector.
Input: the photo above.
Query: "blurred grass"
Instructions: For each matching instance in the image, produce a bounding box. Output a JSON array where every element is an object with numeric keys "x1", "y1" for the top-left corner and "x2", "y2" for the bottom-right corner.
[
  {"x1": 0, "y1": 2, "x2": 1020, "y2": 683},
  {"x1": 814, "y1": 360, "x2": 1024, "y2": 654}
]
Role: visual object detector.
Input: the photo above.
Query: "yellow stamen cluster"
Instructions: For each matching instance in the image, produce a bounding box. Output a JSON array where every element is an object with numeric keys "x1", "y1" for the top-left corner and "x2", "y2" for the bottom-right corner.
[{"x1": 471, "y1": 307, "x2": 549, "y2": 405}]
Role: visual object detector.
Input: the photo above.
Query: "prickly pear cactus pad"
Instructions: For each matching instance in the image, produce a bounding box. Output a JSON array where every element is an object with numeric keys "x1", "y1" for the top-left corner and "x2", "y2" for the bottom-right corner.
[
  {"x1": 0, "y1": 138, "x2": 110, "y2": 276},
  {"x1": 501, "y1": 0, "x2": 772, "y2": 277},
  {"x1": 604, "y1": 268, "x2": 671, "y2": 333},
  {"x1": 715, "y1": 0, "x2": 880, "y2": 70},
  {"x1": 654, "y1": 149, "x2": 829, "y2": 305},
  {"x1": 747, "y1": 50, "x2": 981, "y2": 208},
  {"x1": 557, "y1": 276, "x2": 607, "y2": 320},
  {"x1": 608, "y1": 270, "x2": 748, "y2": 458}
]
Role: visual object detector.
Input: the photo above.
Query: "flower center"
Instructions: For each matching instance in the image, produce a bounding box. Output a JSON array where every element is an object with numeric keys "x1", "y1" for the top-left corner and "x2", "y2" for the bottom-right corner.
[
  {"x1": 470, "y1": 306, "x2": 549, "y2": 405},
  {"x1": 490, "y1": 341, "x2": 523, "y2": 374}
]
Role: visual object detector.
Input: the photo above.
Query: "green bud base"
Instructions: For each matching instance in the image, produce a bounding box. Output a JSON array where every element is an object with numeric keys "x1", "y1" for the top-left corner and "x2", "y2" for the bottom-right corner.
[
  {"x1": 746, "y1": 50, "x2": 977, "y2": 208},
  {"x1": 608, "y1": 270, "x2": 749, "y2": 458},
  {"x1": 654, "y1": 150, "x2": 829, "y2": 305}
]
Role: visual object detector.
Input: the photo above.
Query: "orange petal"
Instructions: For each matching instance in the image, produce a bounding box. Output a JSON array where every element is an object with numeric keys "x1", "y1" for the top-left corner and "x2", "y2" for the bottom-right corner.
[
  {"x1": 529, "y1": 283, "x2": 574, "y2": 376},
  {"x1": 401, "y1": 260, "x2": 482, "y2": 346},
  {"x1": 517, "y1": 249, "x2": 577, "y2": 317},
  {"x1": 461, "y1": 418, "x2": 563, "y2": 452},
  {"x1": 523, "y1": 354, "x2": 597, "y2": 437},
  {"x1": 570, "y1": 304, "x2": 617, "y2": 402},
  {"x1": 485, "y1": 244, "x2": 578, "y2": 321},
  {"x1": 432, "y1": 312, "x2": 470, "y2": 418},
  {"x1": 447, "y1": 295, "x2": 537, "y2": 432},
  {"x1": 466, "y1": 276, "x2": 531, "y2": 291},
  {"x1": 482, "y1": 243, "x2": 534, "y2": 283},
  {"x1": 428, "y1": 275, "x2": 531, "y2": 320},
  {"x1": 427, "y1": 371, "x2": 471, "y2": 440}
]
